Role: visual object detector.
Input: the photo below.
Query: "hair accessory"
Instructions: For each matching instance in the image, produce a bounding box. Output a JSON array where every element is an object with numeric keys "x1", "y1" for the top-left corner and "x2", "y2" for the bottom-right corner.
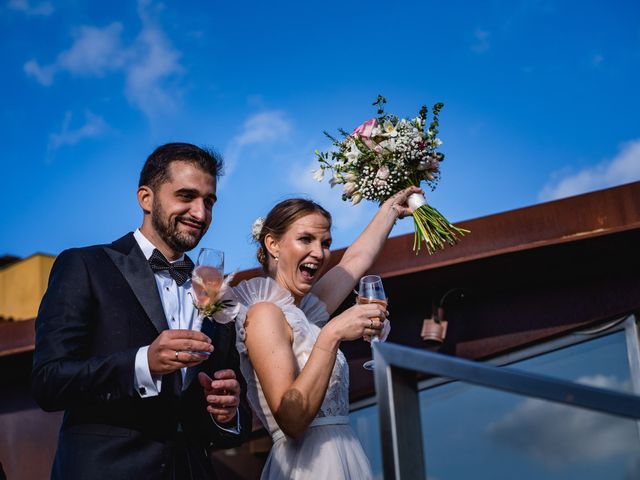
[{"x1": 251, "y1": 217, "x2": 265, "y2": 241}]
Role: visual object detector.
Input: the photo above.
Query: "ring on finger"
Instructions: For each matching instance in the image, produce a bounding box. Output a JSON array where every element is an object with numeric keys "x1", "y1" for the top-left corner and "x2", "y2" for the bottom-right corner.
[
  {"x1": 175, "y1": 350, "x2": 180, "y2": 361},
  {"x1": 369, "y1": 319, "x2": 374, "y2": 329}
]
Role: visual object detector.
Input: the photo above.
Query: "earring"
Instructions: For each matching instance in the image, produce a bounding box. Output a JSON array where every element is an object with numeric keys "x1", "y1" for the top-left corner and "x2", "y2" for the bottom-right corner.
[{"x1": 274, "y1": 256, "x2": 279, "y2": 262}]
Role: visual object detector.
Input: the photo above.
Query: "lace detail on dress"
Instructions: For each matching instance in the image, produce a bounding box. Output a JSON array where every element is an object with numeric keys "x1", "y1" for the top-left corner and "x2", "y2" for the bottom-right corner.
[
  {"x1": 315, "y1": 349, "x2": 349, "y2": 418},
  {"x1": 298, "y1": 293, "x2": 330, "y2": 327},
  {"x1": 230, "y1": 277, "x2": 349, "y2": 433}
]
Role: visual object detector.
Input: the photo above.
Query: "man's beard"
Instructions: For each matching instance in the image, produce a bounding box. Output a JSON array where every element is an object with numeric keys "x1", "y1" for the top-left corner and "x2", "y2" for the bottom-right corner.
[{"x1": 151, "y1": 199, "x2": 206, "y2": 253}]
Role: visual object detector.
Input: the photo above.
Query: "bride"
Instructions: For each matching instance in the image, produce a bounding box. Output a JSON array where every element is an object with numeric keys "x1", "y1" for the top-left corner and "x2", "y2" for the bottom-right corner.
[{"x1": 230, "y1": 186, "x2": 420, "y2": 479}]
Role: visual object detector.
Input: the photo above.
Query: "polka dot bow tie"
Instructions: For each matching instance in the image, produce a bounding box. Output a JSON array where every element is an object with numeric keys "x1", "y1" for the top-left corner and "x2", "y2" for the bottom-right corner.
[{"x1": 148, "y1": 249, "x2": 194, "y2": 286}]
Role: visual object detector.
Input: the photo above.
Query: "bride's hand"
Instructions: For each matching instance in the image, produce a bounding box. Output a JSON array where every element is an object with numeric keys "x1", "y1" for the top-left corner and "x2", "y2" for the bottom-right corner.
[
  {"x1": 383, "y1": 185, "x2": 423, "y2": 219},
  {"x1": 363, "y1": 318, "x2": 391, "y2": 342},
  {"x1": 325, "y1": 303, "x2": 387, "y2": 342}
]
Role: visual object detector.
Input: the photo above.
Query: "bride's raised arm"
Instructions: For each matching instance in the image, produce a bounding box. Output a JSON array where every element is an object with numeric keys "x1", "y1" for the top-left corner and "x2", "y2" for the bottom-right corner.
[{"x1": 311, "y1": 185, "x2": 421, "y2": 314}]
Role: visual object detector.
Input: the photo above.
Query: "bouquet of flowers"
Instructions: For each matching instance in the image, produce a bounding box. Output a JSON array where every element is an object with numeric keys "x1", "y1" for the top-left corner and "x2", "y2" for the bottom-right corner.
[
  {"x1": 190, "y1": 266, "x2": 237, "y2": 322},
  {"x1": 314, "y1": 95, "x2": 469, "y2": 254}
]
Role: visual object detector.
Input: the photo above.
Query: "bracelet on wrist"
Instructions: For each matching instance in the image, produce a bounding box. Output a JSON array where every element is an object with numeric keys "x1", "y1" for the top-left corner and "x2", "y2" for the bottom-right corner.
[{"x1": 313, "y1": 343, "x2": 337, "y2": 354}]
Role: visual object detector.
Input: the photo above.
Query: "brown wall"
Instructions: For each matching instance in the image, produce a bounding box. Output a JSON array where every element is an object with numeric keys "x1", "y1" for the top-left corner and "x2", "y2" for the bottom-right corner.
[{"x1": 0, "y1": 351, "x2": 62, "y2": 480}]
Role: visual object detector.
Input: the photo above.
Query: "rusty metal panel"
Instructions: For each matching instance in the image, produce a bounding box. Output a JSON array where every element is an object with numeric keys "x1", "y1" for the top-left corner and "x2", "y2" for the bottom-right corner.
[{"x1": 0, "y1": 319, "x2": 35, "y2": 357}]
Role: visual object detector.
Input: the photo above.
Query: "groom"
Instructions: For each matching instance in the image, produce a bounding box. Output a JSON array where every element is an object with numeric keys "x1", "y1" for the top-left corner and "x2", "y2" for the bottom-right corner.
[{"x1": 32, "y1": 143, "x2": 252, "y2": 479}]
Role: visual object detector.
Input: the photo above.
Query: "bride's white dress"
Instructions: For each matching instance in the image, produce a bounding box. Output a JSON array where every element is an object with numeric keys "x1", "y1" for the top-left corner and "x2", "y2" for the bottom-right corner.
[{"x1": 232, "y1": 277, "x2": 373, "y2": 479}]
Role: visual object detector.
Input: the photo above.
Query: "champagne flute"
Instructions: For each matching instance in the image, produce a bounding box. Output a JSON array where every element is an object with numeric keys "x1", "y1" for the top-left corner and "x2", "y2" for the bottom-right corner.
[
  {"x1": 196, "y1": 248, "x2": 224, "y2": 275},
  {"x1": 357, "y1": 275, "x2": 387, "y2": 370},
  {"x1": 189, "y1": 248, "x2": 225, "y2": 357}
]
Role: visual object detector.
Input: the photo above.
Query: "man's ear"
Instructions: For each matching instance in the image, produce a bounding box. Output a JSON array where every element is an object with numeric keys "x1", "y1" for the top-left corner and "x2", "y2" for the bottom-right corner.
[
  {"x1": 264, "y1": 233, "x2": 279, "y2": 260},
  {"x1": 137, "y1": 186, "x2": 153, "y2": 214}
]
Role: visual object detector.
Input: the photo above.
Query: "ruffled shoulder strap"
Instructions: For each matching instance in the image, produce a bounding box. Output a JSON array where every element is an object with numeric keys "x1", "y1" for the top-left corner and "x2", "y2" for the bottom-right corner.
[
  {"x1": 299, "y1": 293, "x2": 330, "y2": 326},
  {"x1": 232, "y1": 276, "x2": 294, "y2": 310},
  {"x1": 231, "y1": 277, "x2": 296, "y2": 354}
]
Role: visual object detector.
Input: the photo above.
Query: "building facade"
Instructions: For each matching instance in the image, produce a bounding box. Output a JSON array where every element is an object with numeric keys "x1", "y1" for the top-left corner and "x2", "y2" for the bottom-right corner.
[{"x1": 1, "y1": 182, "x2": 639, "y2": 479}]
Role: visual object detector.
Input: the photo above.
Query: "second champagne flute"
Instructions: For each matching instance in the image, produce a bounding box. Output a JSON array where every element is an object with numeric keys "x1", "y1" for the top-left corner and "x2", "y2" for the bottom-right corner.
[
  {"x1": 357, "y1": 275, "x2": 387, "y2": 370},
  {"x1": 190, "y1": 248, "x2": 225, "y2": 357}
]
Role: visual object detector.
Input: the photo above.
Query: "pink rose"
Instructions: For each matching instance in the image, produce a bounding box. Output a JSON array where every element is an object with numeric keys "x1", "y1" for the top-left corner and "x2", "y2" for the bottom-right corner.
[{"x1": 352, "y1": 118, "x2": 378, "y2": 139}]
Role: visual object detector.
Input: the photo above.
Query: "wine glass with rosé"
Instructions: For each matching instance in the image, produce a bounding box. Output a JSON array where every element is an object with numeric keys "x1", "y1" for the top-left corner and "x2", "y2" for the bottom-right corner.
[
  {"x1": 357, "y1": 275, "x2": 388, "y2": 370},
  {"x1": 189, "y1": 248, "x2": 225, "y2": 357}
]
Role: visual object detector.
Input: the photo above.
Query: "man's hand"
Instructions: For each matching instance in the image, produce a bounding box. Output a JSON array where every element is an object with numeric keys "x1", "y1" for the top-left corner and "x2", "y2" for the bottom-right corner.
[
  {"x1": 148, "y1": 329, "x2": 214, "y2": 375},
  {"x1": 198, "y1": 370, "x2": 240, "y2": 425}
]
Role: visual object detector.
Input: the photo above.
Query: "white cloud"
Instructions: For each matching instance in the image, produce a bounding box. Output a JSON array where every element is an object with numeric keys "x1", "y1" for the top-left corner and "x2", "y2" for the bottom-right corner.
[
  {"x1": 8, "y1": 0, "x2": 53, "y2": 16},
  {"x1": 221, "y1": 110, "x2": 371, "y2": 239},
  {"x1": 48, "y1": 110, "x2": 108, "y2": 151},
  {"x1": 234, "y1": 111, "x2": 291, "y2": 147},
  {"x1": 539, "y1": 139, "x2": 640, "y2": 201},
  {"x1": 471, "y1": 28, "x2": 490, "y2": 54},
  {"x1": 223, "y1": 111, "x2": 292, "y2": 182},
  {"x1": 58, "y1": 23, "x2": 127, "y2": 76},
  {"x1": 487, "y1": 375, "x2": 637, "y2": 467},
  {"x1": 289, "y1": 159, "x2": 369, "y2": 231},
  {"x1": 24, "y1": 23, "x2": 127, "y2": 84},
  {"x1": 23, "y1": 0, "x2": 182, "y2": 119},
  {"x1": 125, "y1": 0, "x2": 182, "y2": 118},
  {"x1": 23, "y1": 59, "x2": 56, "y2": 85}
]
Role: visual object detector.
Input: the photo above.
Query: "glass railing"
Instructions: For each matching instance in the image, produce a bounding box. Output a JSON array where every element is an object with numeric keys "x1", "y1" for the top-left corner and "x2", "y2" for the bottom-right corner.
[{"x1": 371, "y1": 315, "x2": 640, "y2": 480}]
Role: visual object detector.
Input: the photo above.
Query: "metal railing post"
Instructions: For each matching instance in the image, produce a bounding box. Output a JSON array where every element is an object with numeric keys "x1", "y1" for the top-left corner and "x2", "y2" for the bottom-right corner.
[
  {"x1": 624, "y1": 313, "x2": 640, "y2": 439},
  {"x1": 374, "y1": 346, "x2": 426, "y2": 480}
]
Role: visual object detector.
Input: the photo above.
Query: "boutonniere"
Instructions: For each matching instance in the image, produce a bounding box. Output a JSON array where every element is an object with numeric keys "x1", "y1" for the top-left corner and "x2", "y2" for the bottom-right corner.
[{"x1": 190, "y1": 266, "x2": 237, "y2": 321}]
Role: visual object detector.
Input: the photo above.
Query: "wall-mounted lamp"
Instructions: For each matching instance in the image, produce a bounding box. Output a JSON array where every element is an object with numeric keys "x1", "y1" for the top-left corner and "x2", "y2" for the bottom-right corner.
[
  {"x1": 421, "y1": 288, "x2": 465, "y2": 349},
  {"x1": 421, "y1": 305, "x2": 448, "y2": 348}
]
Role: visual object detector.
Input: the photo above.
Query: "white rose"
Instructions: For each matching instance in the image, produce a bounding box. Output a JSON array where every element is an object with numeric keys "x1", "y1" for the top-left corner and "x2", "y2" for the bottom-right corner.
[
  {"x1": 376, "y1": 165, "x2": 390, "y2": 179},
  {"x1": 343, "y1": 182, "x2": 357, "y2": 196},
  {"x1": 374, "y1": 178, "x2": 388, "y2": 187},
  {"x1": 379, "y1": 139, "x2": 396, "y2": 154}
]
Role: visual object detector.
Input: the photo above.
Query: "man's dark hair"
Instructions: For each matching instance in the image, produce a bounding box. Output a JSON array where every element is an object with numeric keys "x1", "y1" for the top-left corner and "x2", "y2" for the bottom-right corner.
[{"x1": 139, "y1": 142, "x2": 224, "y2": 191}]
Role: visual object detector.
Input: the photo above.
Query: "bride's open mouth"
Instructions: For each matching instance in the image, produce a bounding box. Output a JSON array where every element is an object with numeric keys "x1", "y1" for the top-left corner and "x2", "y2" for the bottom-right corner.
[{"x1": 299, "y1": 262, "x2": 319, "y2": 282}]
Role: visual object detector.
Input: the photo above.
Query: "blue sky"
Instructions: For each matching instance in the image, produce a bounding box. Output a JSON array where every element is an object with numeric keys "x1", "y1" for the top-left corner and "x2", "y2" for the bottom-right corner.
[{"x1": 1, "y1": 0, "x2": 639, "y2": 271}]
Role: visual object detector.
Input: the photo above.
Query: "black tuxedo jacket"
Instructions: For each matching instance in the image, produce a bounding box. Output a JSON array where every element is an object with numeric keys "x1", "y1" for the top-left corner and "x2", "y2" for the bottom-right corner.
[{"x1": 32, "y1": 233, "x2": 252, "y2": 480}]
